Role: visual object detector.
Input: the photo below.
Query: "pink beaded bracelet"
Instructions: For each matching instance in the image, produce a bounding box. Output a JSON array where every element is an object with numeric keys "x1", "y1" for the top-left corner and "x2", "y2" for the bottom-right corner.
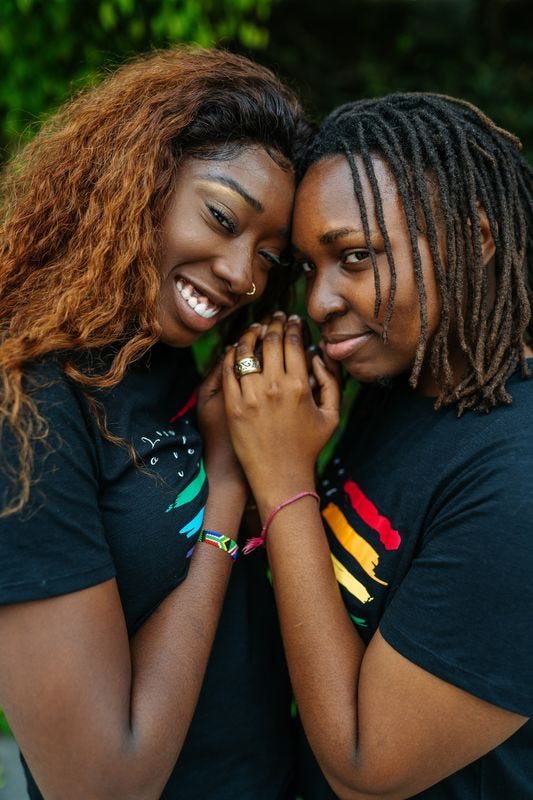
[{"x1": 242, "y1": 491, "x2": 320, "y2": 554}]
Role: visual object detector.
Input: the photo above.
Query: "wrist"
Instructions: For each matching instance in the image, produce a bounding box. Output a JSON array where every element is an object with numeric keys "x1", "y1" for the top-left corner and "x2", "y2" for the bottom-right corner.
[
  {"x1": 203, "y1": 480, "x2": 247, "y2": 539},
  {"x1": 242, "y1": 488, "x2": 320, "y2": 555},
  {"x1": 198, "y1": 529, "x2": 239, "y2": 562},
  {"x1": 252, "y1": 473, "x2": 317, "y2": 519}
]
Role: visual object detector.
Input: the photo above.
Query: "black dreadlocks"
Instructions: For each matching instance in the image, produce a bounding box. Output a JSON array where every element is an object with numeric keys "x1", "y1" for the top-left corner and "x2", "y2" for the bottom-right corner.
[{"x1": 303, "y1": 93, "x2": 533, "y2": 414}]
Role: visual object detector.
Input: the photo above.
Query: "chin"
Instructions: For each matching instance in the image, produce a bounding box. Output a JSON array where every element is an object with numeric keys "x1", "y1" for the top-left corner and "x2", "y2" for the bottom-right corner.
[{"x1": 159, "y1": 330, "x2": 200, "y2": 348}]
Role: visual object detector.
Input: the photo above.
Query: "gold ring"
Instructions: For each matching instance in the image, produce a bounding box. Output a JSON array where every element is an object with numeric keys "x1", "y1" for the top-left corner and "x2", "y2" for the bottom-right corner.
[
  {"x1": 234, "y1": 356, "x2": 262, "y2": 378},
  {"x1": 245, "y1": 282, "x2": 256, "y2": 296}
]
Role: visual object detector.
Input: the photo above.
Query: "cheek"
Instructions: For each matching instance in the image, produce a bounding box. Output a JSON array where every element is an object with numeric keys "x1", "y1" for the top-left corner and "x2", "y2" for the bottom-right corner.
[
  {"x1": 380, "y1": 251, "x2": 441, "y2": 343},
  {"x1": 159, "y1": 218, "x2": 211, "y2": 275}
]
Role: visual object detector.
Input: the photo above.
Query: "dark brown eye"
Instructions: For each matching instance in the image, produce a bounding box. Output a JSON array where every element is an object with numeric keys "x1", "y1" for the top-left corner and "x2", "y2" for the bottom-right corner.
[
  {"x1": 344, "y1": 249, "x2": 370, "y2": 264},
  {"x1": 208, "y1": 205, "x2": 237, "y2": 234}
]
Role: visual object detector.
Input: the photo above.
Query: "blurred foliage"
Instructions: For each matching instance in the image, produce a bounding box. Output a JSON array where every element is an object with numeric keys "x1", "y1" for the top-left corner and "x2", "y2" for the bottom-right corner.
[
  {"x1": 1, "y1": 0, "x2": 531, "y2": 159},
  {"x1": 0, "y1": 0, "x2": 277, "y2": 157},
  {"x1": 250, "y1": 0, "x2": 533, "y2": 160},
  {"x1": 0, "y1": 709, "x2": 11, "y2": 735}
]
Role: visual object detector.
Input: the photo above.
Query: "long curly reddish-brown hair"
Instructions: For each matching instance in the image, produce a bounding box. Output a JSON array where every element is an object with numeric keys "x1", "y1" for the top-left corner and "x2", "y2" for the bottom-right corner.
[{"x1": 0, "y1": 47, "x2": 310, "y2": 516}]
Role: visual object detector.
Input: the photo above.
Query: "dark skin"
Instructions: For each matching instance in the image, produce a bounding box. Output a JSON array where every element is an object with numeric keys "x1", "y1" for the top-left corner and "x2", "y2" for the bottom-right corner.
[
  {"x1": 221, "y1": 155, "x2": 529, "y2": 799},
  {"x1": 0, "y1": 146, "x2": 294, "y2": 799},
  {"x1": 0, "y1": 390, "x2": 242, "y2": 800}
]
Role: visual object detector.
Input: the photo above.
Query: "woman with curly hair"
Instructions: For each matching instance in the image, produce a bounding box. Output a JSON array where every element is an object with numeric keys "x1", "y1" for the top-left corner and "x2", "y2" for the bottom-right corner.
[
  {"x1": 222, "y1": 93, "x2": 532, "y2": 799},
  {"x1": 0, "y1": 48, "x2": 310, "y2": 799}
]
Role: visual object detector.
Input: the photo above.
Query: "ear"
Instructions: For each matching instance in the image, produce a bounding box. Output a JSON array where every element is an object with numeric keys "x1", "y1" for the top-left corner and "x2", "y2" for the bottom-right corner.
[{"x1": 477, "y1": 206, "x2": 496, "y2": 266}]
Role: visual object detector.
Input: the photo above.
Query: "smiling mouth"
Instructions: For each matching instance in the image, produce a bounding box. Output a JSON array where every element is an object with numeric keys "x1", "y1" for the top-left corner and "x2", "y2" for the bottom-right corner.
[{"x1": 176, "y1": 278, "x2": 221, "y2": 319}]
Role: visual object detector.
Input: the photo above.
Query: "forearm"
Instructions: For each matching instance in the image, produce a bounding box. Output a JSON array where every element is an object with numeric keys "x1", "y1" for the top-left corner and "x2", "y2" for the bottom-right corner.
[
  {"x1": 255, "y1": 489, "x2": 369, "y2": 794},
  {"x1": 115, "y1": 480, "x2": 246, "y2": 798},
  {"x1": 257, "y1": 489, "x2": 440, "y2": 800}
]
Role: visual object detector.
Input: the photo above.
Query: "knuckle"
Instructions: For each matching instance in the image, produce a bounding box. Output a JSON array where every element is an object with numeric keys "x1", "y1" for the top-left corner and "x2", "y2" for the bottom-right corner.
[
  {"x1": 264, "y1": 331, "x2": 281, "y2": 346},
  {"x1": 266, "y1": 381, "x2": 281, "y2": 399},
  {"x1": 285, "y1": 332, "x2": 302, "y2": 347},
  {"x1": 226, "y1": 403, "x2": 242, "y2": 421},
  {"x1": 236, "y1": 342, "x2": 251, "y2": 357},
  {"x1": 292, "y1": 378, "x2": 307, "y2": 396}
]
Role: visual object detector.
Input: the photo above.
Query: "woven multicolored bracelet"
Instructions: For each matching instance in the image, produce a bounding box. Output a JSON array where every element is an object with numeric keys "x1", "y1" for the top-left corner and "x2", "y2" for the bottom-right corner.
[
  {"x1": 242, "y1": 490, "x2": 320, "y2": 555},
  {"x1": 198, "y1": 529, "x2": 239, "y2": 562}
]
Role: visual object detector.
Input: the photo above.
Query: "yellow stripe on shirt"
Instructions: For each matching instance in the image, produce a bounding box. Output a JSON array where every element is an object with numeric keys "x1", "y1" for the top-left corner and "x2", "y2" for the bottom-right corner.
[
  {"x1": 330, "y1": 553, "x2": 374, "y2": 604},
  {"x1": 323, "y1": 502, "x2": 388, "y2": 586}
]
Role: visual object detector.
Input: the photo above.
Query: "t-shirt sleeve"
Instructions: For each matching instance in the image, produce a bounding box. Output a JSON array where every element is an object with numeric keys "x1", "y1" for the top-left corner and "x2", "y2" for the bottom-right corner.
[
  {"x1": 379, "y1": 436, "x2": 533, "y2": 717},
  {"x1": 0, "y1": 364, "x2": 116, "y2": 603}
]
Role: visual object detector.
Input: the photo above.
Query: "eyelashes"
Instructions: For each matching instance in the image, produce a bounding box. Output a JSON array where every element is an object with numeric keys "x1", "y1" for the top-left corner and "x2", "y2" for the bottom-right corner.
[
  {"x1": 207, "y1": 203, "x2": 284, "y2": 269},
  {"x1": 207, "y1": 204, "x2": 237, "y2": 234},
  {"x1": 344, "y1": 249, "x2": 371, "y2": 264}
]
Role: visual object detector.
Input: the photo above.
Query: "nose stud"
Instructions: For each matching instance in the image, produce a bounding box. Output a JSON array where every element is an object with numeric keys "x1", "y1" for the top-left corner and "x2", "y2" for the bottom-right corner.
[{"x1": 245, "y1": 282, "x2": 256, "y2": 296}]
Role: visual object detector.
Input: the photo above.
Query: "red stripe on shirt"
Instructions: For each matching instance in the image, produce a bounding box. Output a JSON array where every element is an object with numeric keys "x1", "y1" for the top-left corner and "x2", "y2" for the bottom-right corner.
[{"x1": 343, "y1": 479, "x2": 401, "y2": 550}]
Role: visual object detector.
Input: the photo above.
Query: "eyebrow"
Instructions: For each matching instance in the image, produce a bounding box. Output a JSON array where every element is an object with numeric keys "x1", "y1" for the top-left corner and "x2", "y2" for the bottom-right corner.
[
  {"x1": 200, "y1": 173, "x2": 263, "y2": 212},
  {"x1": 319, "y1": 227, "x2": 362, "y2": 245},
  {"x1": 292, "y1": 226, "x2": 380, "y2": 256}
]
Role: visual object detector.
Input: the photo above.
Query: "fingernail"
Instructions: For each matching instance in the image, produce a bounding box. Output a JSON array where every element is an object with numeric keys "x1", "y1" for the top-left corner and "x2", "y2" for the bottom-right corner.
[
  {"x1": 288, "y1": 314, "x2": 301, "y2": 323},
  {"x1": 249, "y1": 322, "x2": 261, "y2": 329},
  {"x1": 260, "y1": 324, "x2": 268, "y2": 338},
  {"x1": 272, "y1": 310, "x2": 285, "y2": 318}
]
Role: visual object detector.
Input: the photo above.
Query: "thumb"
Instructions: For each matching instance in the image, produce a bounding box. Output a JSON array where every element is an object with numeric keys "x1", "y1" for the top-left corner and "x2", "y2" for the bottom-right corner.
[{"x1": 312, "y1": 354, "x2": 341, "y2": 416}]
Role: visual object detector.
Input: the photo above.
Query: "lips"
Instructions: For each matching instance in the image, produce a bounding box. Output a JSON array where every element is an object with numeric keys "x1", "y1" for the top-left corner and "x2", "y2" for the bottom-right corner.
[
  {"x1": 323, "y1": 332, "x2": 374, "y2": 361},
  {"x1": 176, "y1": 278, "x2": 221, "y2": 320}
]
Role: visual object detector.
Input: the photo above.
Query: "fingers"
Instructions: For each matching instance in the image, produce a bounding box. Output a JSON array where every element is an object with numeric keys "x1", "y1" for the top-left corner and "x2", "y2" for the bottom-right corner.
[
  {"x1": 221, "y1": 322, "x2": 264, "y2": 406},
  {"x1": 283, "y1": 315, "x2": 310, "y2": 382},
  {"x1": 318, "y1": 338, "x2": 343, "y2": 387},
  {"x1": 234, "y1": 323, "x2": 262, "y2": 367},
  {"x1": 312, "y1": 354, "x2": 341, "y2": 417},
  {"x1": 222, "y1": 344, "x2": 242, "y2": 407},
  {"x1": 259, "y1": 311, "x2": 286, "y2": 376},
  {"x1": 222, "y1": 312, "x2": 324, "y2": 411}
]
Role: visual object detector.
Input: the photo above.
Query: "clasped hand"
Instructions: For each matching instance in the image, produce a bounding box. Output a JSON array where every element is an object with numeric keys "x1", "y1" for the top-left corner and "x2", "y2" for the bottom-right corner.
[{"x1": 221, "y1": 313, "x2": 340, "y2": 502}]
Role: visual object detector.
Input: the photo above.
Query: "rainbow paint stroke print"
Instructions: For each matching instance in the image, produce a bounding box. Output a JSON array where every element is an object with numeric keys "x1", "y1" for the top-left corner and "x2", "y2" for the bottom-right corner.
[
  {"x1": 322, "y1": 503, "x2": 388, "y2": 586},
  {"x1": 322, "y1": 480, "x2": 402, "y2": 616},
  {"x1": 165, "y1": 459, "x2": 206, "y2": 513},
  {"x1": 169, "y1": 387, "x2": 199, "y2": 422},
  {"x1": 343, "y1": 479, "x2": 401, "y2": 550}
]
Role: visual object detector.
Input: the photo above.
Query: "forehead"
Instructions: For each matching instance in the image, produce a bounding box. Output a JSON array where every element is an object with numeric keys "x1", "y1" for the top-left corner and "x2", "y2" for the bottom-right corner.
[
  {"x1": 179, "y1": 144, "x2": 295, "y2": 196},
  {"x1": 294, "y1": 153, "x2": 400, "y2": 226}
]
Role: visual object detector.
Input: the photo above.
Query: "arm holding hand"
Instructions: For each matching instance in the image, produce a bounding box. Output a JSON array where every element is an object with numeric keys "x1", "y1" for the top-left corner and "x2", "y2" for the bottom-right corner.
[{"x1": 222, "y1": 314, "x2": 528, "y2": 800}]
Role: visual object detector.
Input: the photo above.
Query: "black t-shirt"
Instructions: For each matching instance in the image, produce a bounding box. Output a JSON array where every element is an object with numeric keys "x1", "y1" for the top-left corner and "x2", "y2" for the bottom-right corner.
[
  {"x1": 299, "y1": 366, "x2": 533, "y2": 799},
  {"x1": 0, "y1": 343, "x2": 295, "y2": 799}
]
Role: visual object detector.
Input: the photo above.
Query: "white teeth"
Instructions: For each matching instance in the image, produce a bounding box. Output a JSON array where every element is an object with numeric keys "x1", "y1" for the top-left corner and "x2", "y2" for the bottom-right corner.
[
  {"x1": 195, "y1": 305, "x2": 219, "y2": 319},
  {"x1": 176, "y1": 277, "x2": 220, "y2": 319}
]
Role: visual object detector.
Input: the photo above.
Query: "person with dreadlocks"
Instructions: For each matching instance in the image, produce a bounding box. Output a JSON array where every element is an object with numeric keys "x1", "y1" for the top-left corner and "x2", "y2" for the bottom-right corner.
[
  {"x1": 220, "y1": 93, "x2": 533, "y2": 799},
  {"x1": 0, "y1": 48, "x2": 311, "y2": 799}
]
